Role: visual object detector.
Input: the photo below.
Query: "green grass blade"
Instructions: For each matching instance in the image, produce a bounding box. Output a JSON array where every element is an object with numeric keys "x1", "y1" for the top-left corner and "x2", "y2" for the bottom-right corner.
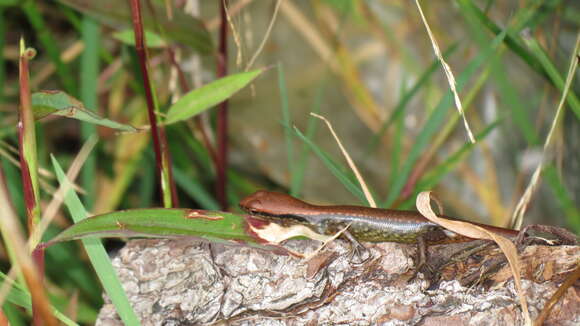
[
  {"x1": 543, "y1": 164, "x2": 580, "y2": 233},
  {"x1": 3, "y1": 302, "x2": 26, "y2": 326},
  {"x1": 457, "y1": 0, "x2": 558, "y2": 83},
  {"x1": 165, "y1": 69, "x2": 264, "y2": 125},
  {"x1": 43, "y1": 226, "x2": 102, "y2": 305},
  {"x1": 416, "y1": 120, "x2": 500, "y2": 191},
  {"x1": 389, "y1": 78, "x2": 407, "y2": 187},
  {"x1": 457, "y1": 1, "x2": 539, "y2": 144},
  {"x1": 173, "y1": 167, "x2": 220, "y2": 210},
  {"x1": 382, "y1": 28, "x2": 509, "y2": 207},
  {"x1": 365, "y1": 43, "x2": 459, "y2": 155},
  {"x1": 291, "y1": 79, "x2": 326, "y2": 196},
  {"x1": 292, "y1": 126, "x2": 366, "y2": 202},
  {"x1": 523, "y1": 37, "x2": 580, "y2": 119},
  {"x1": 277, "y1": 64, "x2": 296, "y2": 196},
  {"x1": 50, "y1": 155, "x2": 141, "y2": 326},
  {"x1": 80, "y1": 15, "x2": 100, "y2": 211},
  {"x1": 0, "y1": 271, "x2": 80, "y2": 326}
]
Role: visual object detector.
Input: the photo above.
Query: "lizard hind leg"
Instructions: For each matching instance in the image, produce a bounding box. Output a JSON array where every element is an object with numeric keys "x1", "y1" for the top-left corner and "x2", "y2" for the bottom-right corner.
[
  {"x1": 411, "y1": 236, "x2": 439, "y2": 285},
  {"x1": 342, "y1": 230, "x2": 372, "y2": 265}
]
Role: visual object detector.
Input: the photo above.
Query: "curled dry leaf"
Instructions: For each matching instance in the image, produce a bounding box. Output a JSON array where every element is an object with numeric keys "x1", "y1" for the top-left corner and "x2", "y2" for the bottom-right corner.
[{"x1": 416, "y1": 191, "x2": 530, "y2": 325}]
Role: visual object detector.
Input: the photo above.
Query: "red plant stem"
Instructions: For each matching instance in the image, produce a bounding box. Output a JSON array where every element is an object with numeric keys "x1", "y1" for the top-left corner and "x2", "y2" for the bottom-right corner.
[
  {"x1": 18, "y1": 45, "x2": 38, "y2": 234},
  {"x1": 216, "y1": 0, "x2": 229, "y2": 210},
  {"x1": 31, "y1": 245, "x2": 46, "y2": 326},
  {"x1": 129, "y1": 0, "x2": 178, "y2": 207}
]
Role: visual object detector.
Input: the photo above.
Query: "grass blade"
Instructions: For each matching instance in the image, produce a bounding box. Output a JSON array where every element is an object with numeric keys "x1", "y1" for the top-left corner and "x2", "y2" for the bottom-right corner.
[
  {"x1": 543, "y1": 164, "x2": 580, "y2": 233},
  {"x1": 277, "y1": 64, "x2": 296, "y2": 195},
  {"x1": 523, "y1": 37, "x2": 580, "y2": 119},
  {"x1": 0, "y1": 272, "x2": 80, "y2": 326},
  {"x1": 292, "y1": 126, "x2": 366, "y2": 202},
  {"x1": 291, "y1": 78, "x2": 326, "y2": 195},
  {"x1": 365, "y1": 43, "x2": 459, "y2": 155},
  {"x1": 80, "y1": 15, "x2": 100, "y2": 211},
  {"x1": 50, "y1": 155, "x2": 141, "y2": 326},
  {"x1": 382, "y1": 28, "x2": 509, "y2": 207}
]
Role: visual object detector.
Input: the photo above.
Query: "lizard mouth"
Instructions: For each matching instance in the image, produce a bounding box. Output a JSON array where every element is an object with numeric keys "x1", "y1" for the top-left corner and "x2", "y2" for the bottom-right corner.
[{"x1": 241, "y1": 209, "x2": 311, "y2": 226}]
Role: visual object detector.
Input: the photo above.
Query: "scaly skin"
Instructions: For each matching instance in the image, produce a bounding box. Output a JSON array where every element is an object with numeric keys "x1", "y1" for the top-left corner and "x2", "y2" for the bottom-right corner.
[{"x1": 239, "y1": 190, "x2": 518, "y2": 245}]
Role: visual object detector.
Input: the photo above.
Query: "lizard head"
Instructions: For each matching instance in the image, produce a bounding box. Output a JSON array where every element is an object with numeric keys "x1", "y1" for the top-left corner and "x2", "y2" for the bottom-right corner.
[{"x1": 239, "y1": 191, "x2": 315, "y2": 225}]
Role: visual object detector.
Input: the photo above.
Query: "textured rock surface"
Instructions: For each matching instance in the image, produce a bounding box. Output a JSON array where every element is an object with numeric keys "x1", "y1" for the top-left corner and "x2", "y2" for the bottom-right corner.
[{"x1": 96, "y1": 239, "x2": 579, "y2": 326}]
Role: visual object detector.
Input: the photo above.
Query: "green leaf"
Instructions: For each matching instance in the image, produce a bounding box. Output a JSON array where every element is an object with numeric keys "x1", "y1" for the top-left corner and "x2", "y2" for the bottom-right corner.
[
  {"x1": 32, "y1": 91, "x2": 137, "y2": 132},
  {"x1": 113, "y1": 29, "x2": 167, "y2": 48},
  {"x1": 48, "y1": 208, "x2": 257, "y2": 245},
  {"x1": 58, "y1": 0, "x2": 213, "y2": 54},
  {"x1": 165, "y1": 69, "x2": 264, "y2": 125}
]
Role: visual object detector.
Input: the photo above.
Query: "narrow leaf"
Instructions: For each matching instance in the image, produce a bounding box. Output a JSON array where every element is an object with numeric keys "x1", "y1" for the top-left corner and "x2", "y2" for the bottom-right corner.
[
  {"x1": 165, "y1": 69, "x2": 263, "y2": 125},
  {"x1": 48, "y1": 209, "x2": 257, "y2": 245},
  {"x1": 50, "y1": 156, "x2": 141, "y2": 326},
  {"x1": 32, "y1": 91, "x2": 137, "y2": 132},
  {"x1": 292, "y1": 126, "x2": 366, "y2": 203}
]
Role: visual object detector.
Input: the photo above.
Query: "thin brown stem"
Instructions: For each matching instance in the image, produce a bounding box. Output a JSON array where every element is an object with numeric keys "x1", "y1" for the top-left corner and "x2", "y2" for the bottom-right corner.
[
  {"x1": 18, "y1": 44, "x2": 39, "y2": 234},
  {"x1": 129, "y1": 0, "x2": 178, "y2": 207}
]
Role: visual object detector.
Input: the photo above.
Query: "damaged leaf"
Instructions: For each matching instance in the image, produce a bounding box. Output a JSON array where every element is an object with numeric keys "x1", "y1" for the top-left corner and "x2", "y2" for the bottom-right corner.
[
  {"x1": 32, "y1": 91, "x2": 137, "y2": 132},
  {"x1": 47, "y1": 208, "x2": 288, "y2": 254}
]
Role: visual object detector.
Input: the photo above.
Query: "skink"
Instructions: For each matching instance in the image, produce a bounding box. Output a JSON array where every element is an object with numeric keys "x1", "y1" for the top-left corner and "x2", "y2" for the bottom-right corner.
[{"x1": 239, "y1": 190, "x2": 518, "y2": 245}]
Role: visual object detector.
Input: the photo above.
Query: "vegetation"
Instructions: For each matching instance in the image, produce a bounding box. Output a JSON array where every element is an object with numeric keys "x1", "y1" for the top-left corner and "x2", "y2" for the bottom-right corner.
[{"x1": 0, "y1": 0, "x2": 578, "y2": 324}]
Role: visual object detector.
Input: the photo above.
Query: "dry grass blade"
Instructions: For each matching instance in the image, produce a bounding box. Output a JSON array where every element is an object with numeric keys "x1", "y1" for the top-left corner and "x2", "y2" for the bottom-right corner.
[
  {"x1": 207, "y1": 0, "x2": 253, "y2": 31},
  {"x1": 512, "y1": 33, "x2": 580, "y2": 229},
  {"x1": 35, "y1": 136, "x2": 98, "y2": 244},
  {"x1": 0, "y1": 175, "x2": 56, "y2": 326},
  {"x1": 0, "y1": 136, "x2": 96, "y2": 320},
  {"x1": 416, "y1": 191, "x2": 531, "y2": 325},
  {"x1": 414, "y1": 0, "x2": 475, "y2": 143},
  {"x1": 0, "y1": 142, "x2": 86, "y2": 195},
  {"x1": 310, "y1": 113, "x2": 376, "y2": 207},
  {"x1": 245, "y1": 0, "x2": 282, "y2": 70},
  {"x1": 222, "y1": 0, "x2": 243, "y2": 66}
]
